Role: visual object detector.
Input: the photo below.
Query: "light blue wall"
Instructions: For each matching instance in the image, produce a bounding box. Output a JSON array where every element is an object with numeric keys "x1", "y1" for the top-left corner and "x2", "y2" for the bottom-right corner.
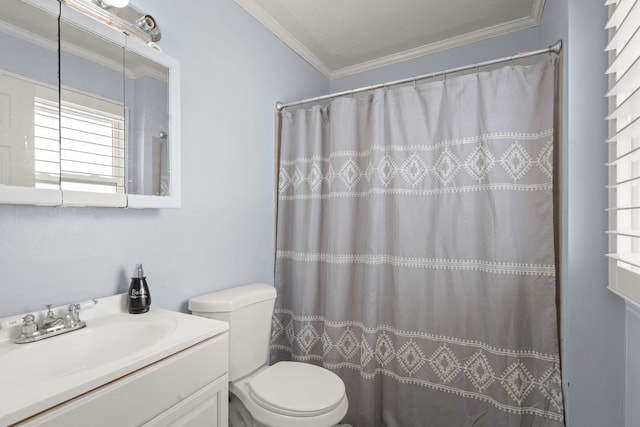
[
  {"x1": 0, "y1": 31, "x2": 57, "y2": 86},
  {"x1": 626, "y1": 304, "x2": 640, "y2": 427},
  {"x1": 563, "y1": 0, "x2": 626, "y2": 425},
  {"x1": 331, "y1": 1, "x2": 626, "y2": 426},
  {"x1": 0, "y1": 0, "x2": 328, "y2": 317}
]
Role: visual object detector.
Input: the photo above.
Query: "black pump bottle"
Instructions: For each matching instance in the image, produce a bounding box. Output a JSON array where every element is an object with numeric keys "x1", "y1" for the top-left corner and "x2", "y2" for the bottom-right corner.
[{"x1": 128, "y1": 263, "x2": 151, "y2": 314}]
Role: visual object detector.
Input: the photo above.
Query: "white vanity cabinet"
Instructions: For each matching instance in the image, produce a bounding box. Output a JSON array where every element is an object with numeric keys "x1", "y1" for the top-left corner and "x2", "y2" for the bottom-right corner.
[{"x1": 17, "y1": 333, "x2": 229, "y2": 427}]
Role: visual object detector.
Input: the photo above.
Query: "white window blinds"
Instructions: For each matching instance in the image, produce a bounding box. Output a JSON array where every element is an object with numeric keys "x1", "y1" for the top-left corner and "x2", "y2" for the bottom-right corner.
[
  {"x1": 606, "y1": 0, "x2": 640, "y2": 305},
  {"x1": 34, "y1": 88, "x2": 126, "y2": 207}
]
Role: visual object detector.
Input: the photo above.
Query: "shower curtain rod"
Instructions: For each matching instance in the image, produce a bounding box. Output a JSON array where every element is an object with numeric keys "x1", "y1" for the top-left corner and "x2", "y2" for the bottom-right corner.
[{"x1": 276, "y1": 40, "x2": 562, "y2": 111}]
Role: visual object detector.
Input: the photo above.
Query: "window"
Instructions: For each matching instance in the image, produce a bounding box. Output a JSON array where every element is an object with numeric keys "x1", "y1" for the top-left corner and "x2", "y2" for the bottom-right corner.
[
  {"x1": 606, "y1": 0, "x2": 640, "y2": 305},
  {"x1": 34, "y1": 97, "x2": 125, "y2": 194},
  {"x1": 32, "y1": 86, "x2": 126, "y2": 207}
]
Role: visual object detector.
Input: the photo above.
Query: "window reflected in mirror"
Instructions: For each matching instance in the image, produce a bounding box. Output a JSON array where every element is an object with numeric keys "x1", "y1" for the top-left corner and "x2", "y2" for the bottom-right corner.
[{"x1": 59, "y1": 15, "x2": 126, "y2": 206}]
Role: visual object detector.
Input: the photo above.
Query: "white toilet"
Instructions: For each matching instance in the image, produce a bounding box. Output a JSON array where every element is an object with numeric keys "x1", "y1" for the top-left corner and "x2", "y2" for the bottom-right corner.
[{"x1": 189, "y1": 283, "x2": 349, "y2": 427}]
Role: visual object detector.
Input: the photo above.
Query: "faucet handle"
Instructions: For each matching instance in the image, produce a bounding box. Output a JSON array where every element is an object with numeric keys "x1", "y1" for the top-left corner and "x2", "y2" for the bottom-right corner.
[
  {"x1": 43, "y1": 305, "x2": 63, "y2": 328},
  {"x1": 68, "y1": 299, "x2": 98, "y2": 313},
  {"x1": 22, "y1": 314, "x2": 38, "y2": 334},
  {"x1": 65, "y1": 299, "x2": 98, "y2": 327},
  {"x1": 16, "y1": 314, "x2": 38, "y2": 340}
]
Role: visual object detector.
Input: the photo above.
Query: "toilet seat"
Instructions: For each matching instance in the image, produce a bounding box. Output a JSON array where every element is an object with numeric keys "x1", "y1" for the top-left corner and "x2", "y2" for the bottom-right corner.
[
  {"x1": 230, "y1": 362, "x2": 349, "y2": 427},
  {"x1": 248, "y1": 362, "x2": 345, "y2": 417}
]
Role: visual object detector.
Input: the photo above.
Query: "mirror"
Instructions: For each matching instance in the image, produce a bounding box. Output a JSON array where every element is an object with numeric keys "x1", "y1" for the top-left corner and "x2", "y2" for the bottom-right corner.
[
  {"x1": 59, "y1": 13, "x2": 127, "y2": 206},
  {"x1": 0, "y1": 0, "x2": 60, "y2": 204},
  {"x1": 124, "y1": 48, "x2": 170, "y2": 197},
  {"x1": 0, "y1": 0, "x2": 180, "y2": 208}
]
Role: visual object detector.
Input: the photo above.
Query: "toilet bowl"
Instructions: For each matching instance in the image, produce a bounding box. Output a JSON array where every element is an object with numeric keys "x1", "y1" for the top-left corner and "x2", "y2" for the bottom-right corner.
[
  {"x1": 229, "y1": 362, "x2": 348, "y2": 427},
  {"x1": 189, "y1": 283, "x2": 348, "y2": 427}
]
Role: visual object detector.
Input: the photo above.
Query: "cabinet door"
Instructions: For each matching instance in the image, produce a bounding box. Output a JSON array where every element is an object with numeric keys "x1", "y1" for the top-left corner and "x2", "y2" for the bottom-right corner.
[{"x1": 143, "y1": 375, "x2": 228, "y2": 427}]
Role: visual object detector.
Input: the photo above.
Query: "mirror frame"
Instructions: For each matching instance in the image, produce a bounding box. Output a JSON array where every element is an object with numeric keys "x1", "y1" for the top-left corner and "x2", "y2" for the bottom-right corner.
[{"x1": 0, "y1": 0, "x2": 181, "y2": 208}]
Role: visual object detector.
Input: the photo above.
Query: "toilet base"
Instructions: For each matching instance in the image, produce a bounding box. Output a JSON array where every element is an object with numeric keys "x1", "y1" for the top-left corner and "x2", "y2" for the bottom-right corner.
[
  {"x1": 229, "y1": 393, "x2": 262, "y2": 427},
  {"x1": 228, "y1": 392, "x2": 351, "y2": 427}
]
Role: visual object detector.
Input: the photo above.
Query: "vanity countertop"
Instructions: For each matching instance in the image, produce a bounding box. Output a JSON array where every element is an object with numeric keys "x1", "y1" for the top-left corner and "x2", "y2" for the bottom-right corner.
[{"x1": 0, "y1": 294, "x2": 228, "y2": 426}]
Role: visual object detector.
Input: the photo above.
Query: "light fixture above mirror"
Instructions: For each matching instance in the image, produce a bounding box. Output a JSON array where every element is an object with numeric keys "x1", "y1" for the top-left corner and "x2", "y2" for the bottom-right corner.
[
  {"x1": 100, "y1": 0, "x2": 129, "y2": 8},
  {"x1": 64, "y1": 0, "x2": 160, "y2": 43}
]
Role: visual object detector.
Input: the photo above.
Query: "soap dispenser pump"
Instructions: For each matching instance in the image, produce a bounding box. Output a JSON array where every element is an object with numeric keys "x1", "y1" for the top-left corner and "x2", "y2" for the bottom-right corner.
[{"x1": 127, "y1": 263, "x2": 151, "y2": 314}]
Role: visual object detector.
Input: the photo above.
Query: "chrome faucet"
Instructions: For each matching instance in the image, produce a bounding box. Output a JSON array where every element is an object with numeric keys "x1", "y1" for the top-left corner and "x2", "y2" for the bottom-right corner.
[
  {"x1": 42, "y1": 304, "x2": 64, "y2": 331},
  {"x1": 15, "y1": 300, "x2": 98, "y2": 344}
]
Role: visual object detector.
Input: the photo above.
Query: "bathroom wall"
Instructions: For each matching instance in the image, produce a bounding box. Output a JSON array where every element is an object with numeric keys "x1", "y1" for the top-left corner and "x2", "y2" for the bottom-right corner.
[
  {"x1": 330, "y1": 1, "x2": 626, "y2": 426},
  {"x1": 0, "y1": 30, "x2": 58, "y2": 87},
  {"x1": 0, "y1": 0, "x2": 329, "y2": 317},
  {"x1": 560, "y1": 0, "x2": 626, "y2": 425},
  {"x1": 626, "y1": 304, "x2": 640, "y2": 426}
]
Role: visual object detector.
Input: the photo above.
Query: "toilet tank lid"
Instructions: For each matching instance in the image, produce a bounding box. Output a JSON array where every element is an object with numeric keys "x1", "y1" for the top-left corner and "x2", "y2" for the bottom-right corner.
[{"x1": 189, "y1": 283, "x2": 276, "y2": 313}]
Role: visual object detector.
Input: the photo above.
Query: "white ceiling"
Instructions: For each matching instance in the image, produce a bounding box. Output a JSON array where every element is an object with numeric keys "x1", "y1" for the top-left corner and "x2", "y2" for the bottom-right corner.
[{"x1": 233, "y1": 0, "x2": 546, "y2": 79}]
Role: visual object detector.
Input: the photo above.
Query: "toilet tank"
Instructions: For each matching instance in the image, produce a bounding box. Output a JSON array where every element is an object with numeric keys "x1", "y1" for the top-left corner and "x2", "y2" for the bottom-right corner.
[{"x1": 188, "y1": 283, "x2": 276, "y2": 382}]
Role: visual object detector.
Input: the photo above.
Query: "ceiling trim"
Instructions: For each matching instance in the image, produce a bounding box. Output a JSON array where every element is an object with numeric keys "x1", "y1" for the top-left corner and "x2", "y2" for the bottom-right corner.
[
  {"x1": 331, "y1": 0, "x2": 546, "y2": 79},
  {"x1": 232, "y1": 0, "x2": 333, "y2": 77},
  {"x1": 234, "y1": 0, "x2": 546, "y2": 80}
]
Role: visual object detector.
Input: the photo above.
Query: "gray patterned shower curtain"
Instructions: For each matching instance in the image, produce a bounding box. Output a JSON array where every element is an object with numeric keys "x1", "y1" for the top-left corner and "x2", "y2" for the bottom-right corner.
[{"x1": 271, "y1": 58, "x2": 564, "y2": 427}]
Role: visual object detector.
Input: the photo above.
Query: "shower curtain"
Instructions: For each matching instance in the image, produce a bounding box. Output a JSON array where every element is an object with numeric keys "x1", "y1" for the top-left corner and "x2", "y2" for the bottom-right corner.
[{"x1": 271, "y1": 59, "x2": 564, "y2": 427}]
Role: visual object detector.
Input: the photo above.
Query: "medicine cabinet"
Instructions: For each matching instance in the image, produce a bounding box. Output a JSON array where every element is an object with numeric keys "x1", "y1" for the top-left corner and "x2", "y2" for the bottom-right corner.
[{"x1": 0, "y1": 0, "x2": 180, "y2": 208}]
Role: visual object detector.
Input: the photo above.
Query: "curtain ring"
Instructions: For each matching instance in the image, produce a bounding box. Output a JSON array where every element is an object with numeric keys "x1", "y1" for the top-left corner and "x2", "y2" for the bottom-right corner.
[
  {"x1": 413, "y1": 77, "x2": 417, "y2": 89},
  {"x1": 511, "y1": 57, "x2": 515, "y2": 70}
]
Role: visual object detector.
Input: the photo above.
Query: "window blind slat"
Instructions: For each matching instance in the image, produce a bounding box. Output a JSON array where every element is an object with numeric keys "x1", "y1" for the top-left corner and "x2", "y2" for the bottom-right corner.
[
  {"x1": 606, "y1": 0, "x2": 637, "y2": 29},
  {"x1": 606, "y1": 1, "x2": 640, "y2": 51},
  {"x1": 61, "y1": 151, "x2": 124, "y2": 167},
  {"x1": 606, "y1": 114, "x2": 640, "y2": 142},
  {"x1": 606, "y1": 27, "x2": 640, "y2": 75},
  {"x1": 607, "y1": 174, "x2": 640, "y2": 187},
  {"x1": 607, "y1": 230, "x2": 640, "y2": 238},
  {"x1": 607, "y1": 145, "x2": 640, "y2": 165},
  {"x1": 606, "y1": 205, "x2": 640, "y2": 211},
  {"x1": 605, "y1": 55, "x2": 640, "y2": 101},
  {"x1": 607, "y1": 253, "x2": 640, "y2": 269},
  {"x1": 62, "y1": 139, "x2": 124, "y2": 155},
  {"x1": 62, "y1": 133, "x2": 124, "y2": 149},
  {"x1": 606, "y1": 86, "x2": 640, "y2": 120}
]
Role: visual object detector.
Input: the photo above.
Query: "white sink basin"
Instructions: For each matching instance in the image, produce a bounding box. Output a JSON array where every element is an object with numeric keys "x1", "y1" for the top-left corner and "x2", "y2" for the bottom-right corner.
[
  {"x1": 0, "y1": 317, "x2": 176, "y2": 386},
  {"x1": 0, "y1": 294, "x2": 228, "y2": 426}
]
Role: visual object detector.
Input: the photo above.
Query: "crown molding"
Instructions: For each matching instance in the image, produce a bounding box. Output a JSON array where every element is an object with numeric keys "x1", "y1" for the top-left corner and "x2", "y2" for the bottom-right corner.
[
  {"x1": 331, "y1": 0, "x2": 546, "y2": 79},
  {"x1": 234, "y1": 0, "x2": 546, "y2": 80},
  {"x1": 232, "y1": 0, "x2": 332, "y2": 78},
  {"x1": 0, "y1": 19, "x2": 57, "y2": 52}
]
